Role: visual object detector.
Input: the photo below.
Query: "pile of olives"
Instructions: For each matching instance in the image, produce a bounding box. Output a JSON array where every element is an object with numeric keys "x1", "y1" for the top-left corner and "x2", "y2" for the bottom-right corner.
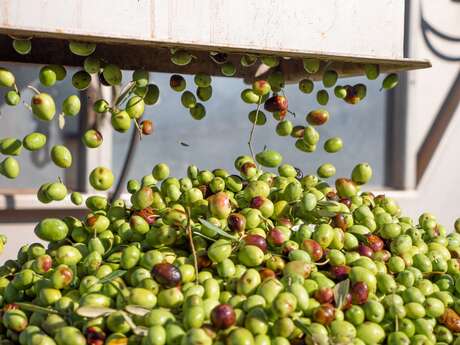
[{"x1": 0, "y1": 154, "x2": 460, "y2": 345}]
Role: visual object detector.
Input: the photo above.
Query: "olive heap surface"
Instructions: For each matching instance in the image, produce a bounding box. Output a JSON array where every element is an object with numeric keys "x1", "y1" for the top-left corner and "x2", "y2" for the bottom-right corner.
[{"x1": 0, "y1": 157, "x2": 460, "y2": 345}]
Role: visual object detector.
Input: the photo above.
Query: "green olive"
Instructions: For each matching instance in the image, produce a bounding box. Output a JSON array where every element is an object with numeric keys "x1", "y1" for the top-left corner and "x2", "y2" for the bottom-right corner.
[
  {"x1": 0, "y1": 67, "x2": 15, "y2": 87},
  {"x1": 23, "y1": 132, "x2": 47, "y2": 151},
  {"x1": 34, "y1": 218, "x2": 69, "y2": 241},
  {"x1": 39, "y1": 66, "x2": 57, "y2": 87},
  {"x1": 72, "y1": 70, "x2": 92, "y2": 90},
  {"x1": 0, "y1": 157, "x2": 20, "y2": 179},
  {"x1": 5, "y1": 90, "x2": 20, "y2": 106},
  {"x1": 89, "y1": 166, "x2": 114, "y2": 191},
  {"x1": 62, "y1": 95, "x2": 81, "y2": 116},
  {"x1": 51, "y1": 145, "x2": 72, "y2": 168},
  {"x1": 13, "y1": 39, "x2": 32, "y2": 55},
  {"x1": 31, "y1": 93, "x2": 56, "y2": 121},
  {"x1": 103, "y1": 64, "x2": 122, "y2": 85}
]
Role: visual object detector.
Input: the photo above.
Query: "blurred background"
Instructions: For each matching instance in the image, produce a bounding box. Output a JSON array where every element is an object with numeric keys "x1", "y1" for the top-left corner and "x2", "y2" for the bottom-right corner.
[{"x1": 0, "y1": 0, "x2": 459, "y2": 259}]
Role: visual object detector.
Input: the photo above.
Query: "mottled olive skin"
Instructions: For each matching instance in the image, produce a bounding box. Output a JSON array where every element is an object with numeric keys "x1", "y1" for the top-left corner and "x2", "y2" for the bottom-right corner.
[
  {"x1": 89, "y1": 166, "x2": 114, "y2": 191},
  {"x1": 31, "y1": 93, "x2": 56, "y2": 121}
]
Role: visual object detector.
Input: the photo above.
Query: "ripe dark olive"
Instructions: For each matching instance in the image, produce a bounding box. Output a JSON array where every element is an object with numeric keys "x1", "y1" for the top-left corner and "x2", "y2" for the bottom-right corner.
[
  {"x1": 315, "y1": 287, "x2": 334, "y2": 304},
  {"x1": 313, "y1": 303, "x2": 336, "y2": 325},
  {"x1": 358, "y1": 244, "x2": 374, "y2": 258},
  {"x1": 197, "y1": 254, "x2": 213, "y2": 269},
  {"x1": 211, "y1": 304, "x2": 236, "y2": 329},
  {"x1": 141, "y1": 120, "x2": 154, "y2": 135},
  {"x1": 264, "y1": 95, "x2": 288, "y2": 113},
  {"x1": 332, "y1": 213, "x2": 347, "y2": 230},
  {"x1": 259, "y1": 267, "x2": 276, "y2": 280},
  {"x1": 152, "y1": 263, "x2": 181, "y2": 288},
  {"x1": 243, "y1": 234, "x2": 268, "y2": 253},
  {"x1": 351, "y1": 282, "x2": 369, "y2": 305},
  {"x1": 85, "y1": 326, "x2": 106, "y2": 345},
  {"x1": 228, "y1": 213, "x2": 246, "y2": 233},
  {"x1": 366, "y1": 234, "x2": 384, "y2": 252},
  {"x1": 339, "y1": 197, "x2": 352, "y2": 208},
  {"x1": 306, "y1": 109, "x2": 329, "y2": 126},
  {"x1": 329, "y1": 265, "x2": 350, "y2": 281}
]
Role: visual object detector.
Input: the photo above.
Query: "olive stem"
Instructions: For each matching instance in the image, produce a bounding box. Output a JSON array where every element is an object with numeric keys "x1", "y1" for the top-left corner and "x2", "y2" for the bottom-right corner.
[
  {"x1": 133, "y1": 119, "x2": 143, "y2": 140},
  {"x1": 185, "y1": 207, "x2": 199, "y2": 284},
  {"x1": 27, "y1": 85, "x2": 40, "y2": 95},
  {"x1": 247, "y1": 97, "x2": 262, "y2": 160},
  {"x1": 13, "y1": 83, "x2": 19, "y2": 94}
]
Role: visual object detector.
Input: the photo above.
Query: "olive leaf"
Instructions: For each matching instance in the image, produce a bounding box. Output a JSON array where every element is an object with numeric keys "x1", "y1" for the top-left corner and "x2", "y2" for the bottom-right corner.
[
  {"x1": 333, "y1": 279, "x2": 350, "y2": 310},
  {"x1": 16, "y1": 303, "x2": 62, "y2": 315},
  {"x1": 198, "y1": 219, "x2": 238, "y2": 241},
  {"x1": 192, "y1": 231, "x2": 217, "y2": 242},
  {"x1": 98, "y1": 269, "x2": 127, "y2": 284},
  {"x1": 317, "y1": 200, "x2": 341, "y2": 207},
  {"x1": 125, "y1": 305, "x2": 150, "y2": 316},
  {"x1": 76, "y1": 307, "x2": 116, "y2": 318},
  {"x1": 115, "y1": 81, "x2": 135, "y2": 106},
  {"x1": 293, "y1": 319, "x2": 312, "y2": 337},
  {"x1": 120, "y1": 311, "x2": 148, "y2": 336}
]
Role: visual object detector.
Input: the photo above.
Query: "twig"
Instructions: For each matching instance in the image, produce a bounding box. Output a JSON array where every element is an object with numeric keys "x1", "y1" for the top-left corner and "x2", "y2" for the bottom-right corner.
[
  {"x1": 248, "y1": 98, "x2": 262, "y2": 160},
  {"x1": 27, "y1": 85, "x2": 40, "y2": 95},
  {"x1": 133, "y1": 119, "x2": 143, "y2": 140},
  {"x1": 185, "y1": 207, "x2": 199, "y2": 284}
]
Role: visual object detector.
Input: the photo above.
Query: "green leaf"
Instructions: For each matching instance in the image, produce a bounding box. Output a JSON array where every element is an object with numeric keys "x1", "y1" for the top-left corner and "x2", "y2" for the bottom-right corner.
[
  {"x1": 293, "y1": 320, "x2": 312, "y2": 336},
  {"x1": 333, "y1": 279, "x2": 350, "y2": 310},
  {"x1": 317, "y1": 200, "x2": 340, "y2": 207},
  {"x1": 115, "y1": 81, "x2": 135, "y2": 106},
  {"x1": 76, "y1": 307, "x2": 116, "y2": 318},
  {"x1": 98, "y1": 270, "x2": 127, "y2": 285},
  {"x1": 192, "y1": 231, "x2": 217, "y2": 242},
  {"x1": 16, "y1": 303, "x2": 61, "y2": 315},
  {"x1": 198, "y1": 219, "x2": 238, "y2": 241}
]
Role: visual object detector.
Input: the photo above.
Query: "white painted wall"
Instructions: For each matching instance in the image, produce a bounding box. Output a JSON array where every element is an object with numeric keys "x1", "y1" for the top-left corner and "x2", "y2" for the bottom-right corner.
[{"x1": 393, "y1": 0, "x2": 460, "y2": 228}]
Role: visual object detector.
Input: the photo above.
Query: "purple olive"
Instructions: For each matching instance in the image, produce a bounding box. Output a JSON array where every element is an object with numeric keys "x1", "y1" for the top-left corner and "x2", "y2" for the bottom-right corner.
[
  {"x1": 152, "y1": 263, "x2": 181, "y2": 288},
  {"x1": 243, "y1": 234, "x2": 268, "y2": 253},
  {"x1": 358, "y1": 244, "x2": 373, "y2": 258},
  {"x1": 228, "y1": 213, "x2": 246, "y2": 233},
  {"x1": 211, "y1": 304, "x2": 236, "y2": 329},
  {"x1": 351, "y1": 282, "x2": 369, "y2": 305}
]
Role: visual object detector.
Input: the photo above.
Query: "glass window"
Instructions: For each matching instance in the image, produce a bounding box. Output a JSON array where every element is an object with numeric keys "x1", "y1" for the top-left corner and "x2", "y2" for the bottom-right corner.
[
  {"x1": 113, "y1": 73, "x2": 386, "y2": 189},
  {"x1": 0, "y1": 63, "x2": 80, "y2": 191}
]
